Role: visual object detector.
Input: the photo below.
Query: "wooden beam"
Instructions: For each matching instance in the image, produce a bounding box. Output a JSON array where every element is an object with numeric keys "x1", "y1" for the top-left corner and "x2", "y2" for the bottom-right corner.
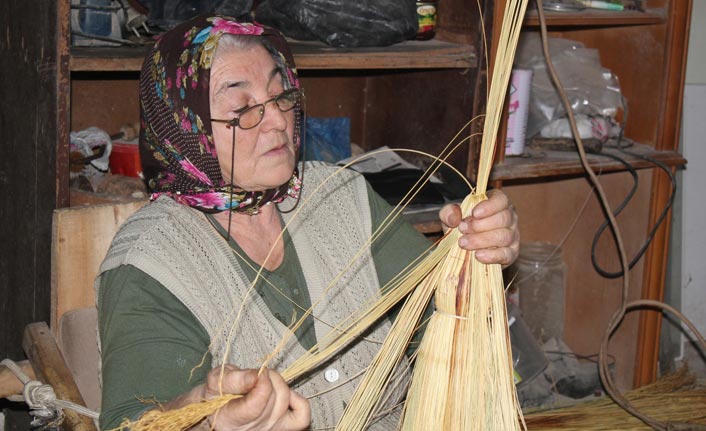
[
  {"x1": 71, "y1": 40, "x2": 477, "y2": 72},
  {"x1": 634, "y1": 0, "x2": 693, "y2": 388},
  {"x1": 23, "y1": 322, "x2": 97, "y2": 431}
]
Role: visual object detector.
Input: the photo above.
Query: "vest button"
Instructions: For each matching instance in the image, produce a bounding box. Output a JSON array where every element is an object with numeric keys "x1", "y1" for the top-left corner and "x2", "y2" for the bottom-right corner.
[{"x1": 324, "y1": 368, "x2": 339, "y2": 383}]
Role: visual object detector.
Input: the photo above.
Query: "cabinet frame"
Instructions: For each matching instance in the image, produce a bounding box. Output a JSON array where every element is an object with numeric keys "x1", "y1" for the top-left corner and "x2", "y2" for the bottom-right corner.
[{"x1": 492, "y1": 0, "x2": 691, "y2": 389}]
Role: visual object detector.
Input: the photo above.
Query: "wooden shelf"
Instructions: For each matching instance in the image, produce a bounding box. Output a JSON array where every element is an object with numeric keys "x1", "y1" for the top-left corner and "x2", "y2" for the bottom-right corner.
[
  {"x1": 70, "y1": 39, "x2": 476, "y2": 72},
  {"x1": 523, "y1": 7, "x2": 666, "y2": 27},
  {"x1": 490, "y1": 141, "x2": 686, "y2": 181},
  {"x1": 71, "y1": 45, "x2": 150, "y2": 72},
  {"x1": 289, "y1": 39, "x2": 476, "y2": 69}
]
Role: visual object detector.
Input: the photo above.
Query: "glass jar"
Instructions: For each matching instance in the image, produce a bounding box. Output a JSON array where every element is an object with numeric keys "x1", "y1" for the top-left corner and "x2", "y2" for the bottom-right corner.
[{"x1": 511, "y1": 242, "x2": 567, "y2": 343}]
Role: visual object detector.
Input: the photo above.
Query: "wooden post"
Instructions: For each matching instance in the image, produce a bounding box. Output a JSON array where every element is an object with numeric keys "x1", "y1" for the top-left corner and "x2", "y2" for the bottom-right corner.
[{"x1": 23, "y1": 322, "x2": 97, "y2": 431}]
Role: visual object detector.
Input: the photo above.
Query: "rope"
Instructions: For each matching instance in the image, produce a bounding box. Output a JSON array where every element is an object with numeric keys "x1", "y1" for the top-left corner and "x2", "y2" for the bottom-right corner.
[{"x1": 2, "y1": 358, "x2": 100, "y2": 427}]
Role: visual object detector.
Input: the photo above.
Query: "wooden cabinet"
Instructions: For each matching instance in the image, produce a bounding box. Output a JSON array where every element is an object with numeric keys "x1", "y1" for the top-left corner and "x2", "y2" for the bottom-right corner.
[{"x1": 491, "y1": 0, "x2": 691, "y2": 390}]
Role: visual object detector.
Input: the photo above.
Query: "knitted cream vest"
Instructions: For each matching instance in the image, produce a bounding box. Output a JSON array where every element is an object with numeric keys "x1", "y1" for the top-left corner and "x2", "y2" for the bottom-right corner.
[{"x1": 97, "y1": 162, "x2": 409, "y2": 429}]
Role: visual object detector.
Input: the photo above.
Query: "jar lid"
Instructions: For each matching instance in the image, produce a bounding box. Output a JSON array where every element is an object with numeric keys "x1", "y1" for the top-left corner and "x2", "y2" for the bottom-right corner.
[{"x1": 517, "y1": 241, "x2": 564, "y2": 265}]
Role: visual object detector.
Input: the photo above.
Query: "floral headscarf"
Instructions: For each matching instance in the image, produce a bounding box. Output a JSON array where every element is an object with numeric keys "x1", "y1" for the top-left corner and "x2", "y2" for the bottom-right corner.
[{"x1": 139, "y1": 15, "x2": 303, "y2": 214}]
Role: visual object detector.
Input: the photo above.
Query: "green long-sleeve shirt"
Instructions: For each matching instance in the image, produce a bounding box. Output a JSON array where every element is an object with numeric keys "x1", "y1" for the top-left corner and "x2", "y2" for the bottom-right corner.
[{"x1": 98, "y1": 184, "x2": 433, "y2": 429}]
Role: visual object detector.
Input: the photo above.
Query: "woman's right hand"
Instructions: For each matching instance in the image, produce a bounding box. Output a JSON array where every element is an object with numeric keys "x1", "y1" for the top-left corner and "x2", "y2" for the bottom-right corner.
[
  {"x1": 204, "y1": 365, "x2": 310, "y2": 430},
  {"x1": 163, "y1": 365, "x2": 310, "y2": 431}
]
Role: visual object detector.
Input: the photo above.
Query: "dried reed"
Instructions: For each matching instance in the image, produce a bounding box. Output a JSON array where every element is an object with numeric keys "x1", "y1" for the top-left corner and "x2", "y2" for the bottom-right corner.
[
  {"x1": 525, "y1": 368, "x2": 706, "y2": 430},
  {"x1": 114, "y1": 394, "x2": 238, "y2": 431}
]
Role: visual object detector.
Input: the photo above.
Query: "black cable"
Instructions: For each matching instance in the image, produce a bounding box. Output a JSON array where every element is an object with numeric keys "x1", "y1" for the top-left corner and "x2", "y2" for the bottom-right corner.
[
  {"x1": 589, "y1": 151, "x2": 638, "y2": 277},
  {"x1": 587, "y1": 75, "x2": 677, "y2": 278},
  {"x1": 591, "y1": 150, "x2": 677, "y2": 278}
]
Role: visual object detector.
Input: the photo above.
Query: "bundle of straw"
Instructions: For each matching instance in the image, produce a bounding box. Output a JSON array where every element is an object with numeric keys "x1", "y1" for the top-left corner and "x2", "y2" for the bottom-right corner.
[
  {"x1": 525, "y1": 368, "x2": 706, "y2": 430},
  {"x1": 399, "y1": 195, "x2": 521, "y2": 431}
]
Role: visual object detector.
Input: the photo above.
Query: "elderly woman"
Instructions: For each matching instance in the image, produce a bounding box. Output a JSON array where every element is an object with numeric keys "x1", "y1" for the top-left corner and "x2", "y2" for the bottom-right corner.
[{"x1": 96, "y1": 15, "x2": 519, "y2": 431}]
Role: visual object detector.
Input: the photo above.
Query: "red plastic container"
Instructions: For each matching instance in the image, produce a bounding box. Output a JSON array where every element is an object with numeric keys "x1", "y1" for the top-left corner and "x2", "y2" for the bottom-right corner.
[{"x1": 110, "y1": 142, "x2": 142, "y2": 177}]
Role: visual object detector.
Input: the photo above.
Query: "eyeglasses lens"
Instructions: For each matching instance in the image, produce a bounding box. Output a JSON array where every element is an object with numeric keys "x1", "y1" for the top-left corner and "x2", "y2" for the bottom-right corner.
[{"x1": 238, "y1": 90, "x2": 300, "y2": 130}]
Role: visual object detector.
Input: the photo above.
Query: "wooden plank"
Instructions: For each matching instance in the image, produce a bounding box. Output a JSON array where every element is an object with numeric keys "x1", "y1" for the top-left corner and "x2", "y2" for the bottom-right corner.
[
  {"x1": 299, "y1": 74, "x2": 368, "y2": 148},
  {"x1": 292, "y1": 40, "x2": 476, "y2": 69},
  {"x1": 0, "y1": 360, "x2": 35, "y2": 399},
  {"x1": 504, "y1": 170, "x2": 653, "y2": 391},
  {"x1": 23, "y1": 322, "x2": 96, "y2": 431},
  {"x1": 490, "y1": 143, "x2": 686, "y2": 181},
  {"x1": 0, "y1": 0, "x2": 59, "y2": 360},
  {"x1": 365, "y1": 68, "x2": 475, "y2": 172},
  {"x1": 635, "y1": 0, "x2": 693, "y2": 388},
  {"x1": 51, "y1": 201, "x2": 146, "y2": 334},
  {"x1": 523, "y1": 8, "x2": 666, "y2": 27},
  {"x1": 57, "y1": 0, "x2": 71, "y2": 208},
  {"x1": 70, "y1": 46, "x2": 150, "y2": 71},
  {"x1": 71, "y1": 39, "x2": 477, "y2": 71},
  {"x1": 71, "y1": 78, "x2": 140, "y2": 135},
  {"x1": 435, "y1": 0, "x2": 485, "y2": 45}
]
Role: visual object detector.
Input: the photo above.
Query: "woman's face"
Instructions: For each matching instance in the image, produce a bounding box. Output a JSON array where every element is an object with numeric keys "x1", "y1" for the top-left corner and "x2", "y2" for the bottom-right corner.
[{"x1": 209, "y1": 43, "x2": 296, "y2": 191}]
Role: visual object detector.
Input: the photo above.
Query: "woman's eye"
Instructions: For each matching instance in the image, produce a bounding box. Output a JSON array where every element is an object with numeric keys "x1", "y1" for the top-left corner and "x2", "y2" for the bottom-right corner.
[{"x1": 234, "y1": 105, "x2": 251, "y2": 114}]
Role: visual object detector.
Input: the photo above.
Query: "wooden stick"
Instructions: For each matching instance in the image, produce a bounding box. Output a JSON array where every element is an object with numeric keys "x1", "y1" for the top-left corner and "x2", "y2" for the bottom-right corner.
[{"x1": 23, "y1": 322, "x2": 97, "y2": 431}]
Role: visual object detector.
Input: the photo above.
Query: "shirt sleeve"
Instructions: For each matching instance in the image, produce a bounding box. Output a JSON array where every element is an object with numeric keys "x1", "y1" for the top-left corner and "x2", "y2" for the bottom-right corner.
[
  {"x1": 97, "y1": 265, "x2": 211, "y2": 430},
  {"x1": 365, "y1": 182, "x2": 435, "y2": 354},
  {"x1": 366, "y1": 181, "x2": 433, "y2": 287}
]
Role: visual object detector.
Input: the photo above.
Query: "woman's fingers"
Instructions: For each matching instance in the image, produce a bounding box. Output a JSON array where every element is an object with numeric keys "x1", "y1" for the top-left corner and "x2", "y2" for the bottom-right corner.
[
  {"x1": 207, "y1": 366, "x2": 274, "y2": 428},
  {"x1": 266, "y1": 369, "x2": 311, "y2": 430},
  {"x1": 471, "y1": 189, "x2": 511, "y2": 219},
  {"x1": 206, "y1": 366, "x2": 311, "y2": 431},
  {"x1": 439, "y1": 203, "x2": 463, "y2": 230},
  {"x1": 439, "y1": 190, "x2": 513, "y2": 232},
  {"x1": 438, "y1": 189, "x2": 520, "y2": 266},
  {"x1": 265, "y1": 368, "x2": 291, "y2": 424},
  {"x1": 206, "y1": 365, "x2": 258, "y2": 396},
  {"x1": 285, "y1": 389, "x2": 311, "y2": 430},
  {"x1": 474, "y1": 240, "x2": 519, "y2": 266}
]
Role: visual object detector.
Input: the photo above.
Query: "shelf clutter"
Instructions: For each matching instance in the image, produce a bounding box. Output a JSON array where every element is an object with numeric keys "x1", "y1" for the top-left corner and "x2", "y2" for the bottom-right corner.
[{"x1": 493, "y1": 140, "x2": 686, "y2": 181}]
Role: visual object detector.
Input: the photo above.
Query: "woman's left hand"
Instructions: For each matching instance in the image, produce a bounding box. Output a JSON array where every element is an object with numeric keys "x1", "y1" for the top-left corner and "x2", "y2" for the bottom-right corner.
[{"x1": 438, "y1": 189, "x2": 519, "y2": 267}]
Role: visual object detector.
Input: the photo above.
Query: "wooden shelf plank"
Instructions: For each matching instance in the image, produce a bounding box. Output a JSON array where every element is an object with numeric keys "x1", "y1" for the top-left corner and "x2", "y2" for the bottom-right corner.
[
  {"x1": 523, "y1": 7, "x2": 666, "y2": 27},
  {"x1": 70, "y1": 39, "x2": 476, "y2": 72},
  {"x1": 289, "y1": 39, "x2": 476, "y2": 69},
  {"x1": 70, "y1": 45, "x2": 149, "y2": 72},
  {"x1": 490, "y1": 141, "x2": 686, "y2": 181}
]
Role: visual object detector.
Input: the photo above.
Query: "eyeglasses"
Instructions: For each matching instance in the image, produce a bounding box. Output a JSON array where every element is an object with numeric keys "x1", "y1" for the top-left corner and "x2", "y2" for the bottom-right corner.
[{"x1": 211, "y1": 88, "x2": 301, "y2": 130}]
